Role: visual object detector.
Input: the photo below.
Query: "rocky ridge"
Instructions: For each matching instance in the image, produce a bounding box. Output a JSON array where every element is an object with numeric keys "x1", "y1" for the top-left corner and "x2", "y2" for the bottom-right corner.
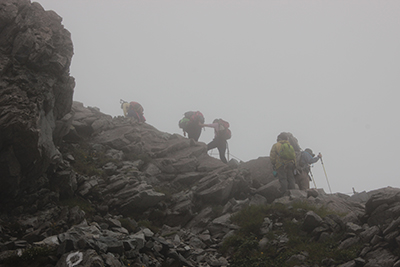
[{"x1": 2, "y1": 1, "x2": 400, "y2": 267}]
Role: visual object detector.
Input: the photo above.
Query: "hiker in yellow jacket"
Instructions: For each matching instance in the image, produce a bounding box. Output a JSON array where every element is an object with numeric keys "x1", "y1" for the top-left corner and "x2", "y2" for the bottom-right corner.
[{"x1": 270, "y1": 132, "x2": 297, "y2": 194}]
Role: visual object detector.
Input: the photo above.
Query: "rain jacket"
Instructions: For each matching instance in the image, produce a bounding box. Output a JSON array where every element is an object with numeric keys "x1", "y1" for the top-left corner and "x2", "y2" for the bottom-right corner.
[
  {"x1": 270, "y1": 140, "x2": 296, "y2": 170},
  {"x1": 122, "y1": 102, "x2": 130, "y2": 117}
]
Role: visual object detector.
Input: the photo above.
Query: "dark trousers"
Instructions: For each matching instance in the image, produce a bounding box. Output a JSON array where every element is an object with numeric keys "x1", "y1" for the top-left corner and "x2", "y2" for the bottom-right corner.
[
  {"x1": 207, "y1": 136, "x2": 227, "y2": 163},
  {"x1": 186, "y1": 123, "x2": 202, "y2": 141},
  {"x1": 277, "y1": 162, "x2": 296, "y2": 193}
]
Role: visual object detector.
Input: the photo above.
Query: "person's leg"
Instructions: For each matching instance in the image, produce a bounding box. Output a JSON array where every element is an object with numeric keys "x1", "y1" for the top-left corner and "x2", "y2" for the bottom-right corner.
[
  {"x1": 207, "y1": 139, "x2": 218, "y2": 150},
  {"x1": 217, "y1": 139, "x2": 227, "y2": 163},
  {"x1": 193, "y1": 126, "x2": 202, "y2": 141},
  {"x1": 187, "y1": 124, "x2": 201, "y2": 141},
  {"x1": 286, "y1": 163, "x2": 296, "y2": 190},
  {"x1": 277, "y1": 167, "x2": 288, "y2": 193},
  {"x1": 296, "y1": 171, "x2": 309, "y2": 190}
]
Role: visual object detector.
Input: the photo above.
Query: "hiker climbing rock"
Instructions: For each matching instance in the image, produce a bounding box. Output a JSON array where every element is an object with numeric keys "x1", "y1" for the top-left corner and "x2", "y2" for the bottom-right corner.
[
  {"x1": 295, "y1": 148, "x2": 322, "y2": 190},
  {"x1": 270, "y1": 132, "x2": 297, "y2": 194},
  {"x1": 178, "y1": 111, "x2": 205, "y2": 141},
  {"x1": 203, "y1": 118, "x2": 231, "y2": 164},
  {"x1": 120, "y1": 100, "x2": 146, "y2": 123}
]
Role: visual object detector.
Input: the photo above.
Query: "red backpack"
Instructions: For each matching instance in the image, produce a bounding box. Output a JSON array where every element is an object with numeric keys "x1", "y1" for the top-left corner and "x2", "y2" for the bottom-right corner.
[
  {"x1": 184, "y1": 111, "x2": 205, "y2": 124},
  {"x1": 216, "y1": 119, "x2": 231, "y2": 140}
]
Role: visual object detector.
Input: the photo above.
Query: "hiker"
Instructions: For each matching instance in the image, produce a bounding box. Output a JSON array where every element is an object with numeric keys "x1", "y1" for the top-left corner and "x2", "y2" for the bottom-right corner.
[
  {"x1": 295, "y1": 148, "x2": 322, "y2": 190},
  {"x1": 270, "y1": 132, "x2": 297, "y2": 194},
  {"x1": 178, "y1": 111, "x2": 205, "y2": 141},
  {"x1": 202, "y1": 118, "x2": 231, "y2": 164},
  {"x1": 120, "y1": 100, "x2": 146, "y2": 123}
]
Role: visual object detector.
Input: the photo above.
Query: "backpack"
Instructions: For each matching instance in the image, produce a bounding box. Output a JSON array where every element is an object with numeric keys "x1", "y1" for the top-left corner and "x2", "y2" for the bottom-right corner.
[
  {"x1": 178, "y1": 117, "x2": 191, "y2": 129},
  {"x1": 279, "y1": 142, "x2": 296, "y2": 160},
  {"x1": 129, "y1": 102, "x2": 144, "y2": 114},
  {"x1": 216, "y1": 119, "x2": 231, "y2": 140},
  {"x1": 128, "y1": 102, "x2": 146, "y2": 122},
  {"x1": 184, "y1": 111, "x2": 205, "y2": 124}
]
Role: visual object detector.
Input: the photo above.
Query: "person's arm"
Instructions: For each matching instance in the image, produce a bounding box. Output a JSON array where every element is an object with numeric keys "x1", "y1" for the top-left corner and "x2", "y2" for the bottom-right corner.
[
  {"x1": 201, "y1": 123, "x2": 218, "y2": 130},
  {"x1": 307, "y1": 153, "x2": 322, "y2": 164}
]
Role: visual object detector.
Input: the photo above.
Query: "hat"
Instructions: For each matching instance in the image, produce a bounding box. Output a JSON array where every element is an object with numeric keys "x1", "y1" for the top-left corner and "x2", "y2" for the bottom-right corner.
[
  {"x1": 277, "y1": 132, "x2": 288, "y2": 141},
  {"x1": 305, "y1": 148, "x2": 315, "y2": 157}
]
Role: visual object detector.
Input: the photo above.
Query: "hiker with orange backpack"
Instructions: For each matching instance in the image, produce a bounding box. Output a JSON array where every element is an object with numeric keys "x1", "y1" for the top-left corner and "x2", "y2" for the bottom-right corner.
[
  {"x1": 202, "y1": 119, "x2": 231, "y2": 164},
  {"x1": 270, "y1": 132, "x2": 297, "y2": 194},
  {"x1": 179, "y1": 111, "x2": 205, "y2": 141}
]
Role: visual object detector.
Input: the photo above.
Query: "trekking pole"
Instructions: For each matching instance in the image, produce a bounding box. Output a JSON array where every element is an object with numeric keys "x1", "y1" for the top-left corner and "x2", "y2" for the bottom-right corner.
[
  {"x1": 309, "y1": 167, "x2": 317, "y2": 189},
  {"x1": 320, "y1": 158, "x2": 332, "y2": 194},
  {"x1": 226, "y1": 141, "x2": 230, "y2": 162}
]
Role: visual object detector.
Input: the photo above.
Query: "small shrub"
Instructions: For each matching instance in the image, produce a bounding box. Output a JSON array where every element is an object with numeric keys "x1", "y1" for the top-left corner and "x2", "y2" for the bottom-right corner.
[
  {"x1": 230, "y1": 205, "x2": 269, "y2": 236},
  {"x1": 68, "y1": 143, "x2": 113, "y2": 177},
  {"x1": 138, "y1": 220, "x2": 159, "y2": 233},
  {"x1": 223, "y1": 202, "x2": 360, "y2": 267},
  {"x1": 59, "y1": 197, "x2": 94, "y2": 215},
  {"x1": 119, "y1": 218, "x2": 137, "y2": 233},
  {"x1": 2, "y1": 245, "x2": 57, "y2": 266}
]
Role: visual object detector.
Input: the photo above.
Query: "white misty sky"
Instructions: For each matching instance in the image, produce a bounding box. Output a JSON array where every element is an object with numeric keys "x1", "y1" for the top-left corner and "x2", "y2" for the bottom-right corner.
[{"x1": 35, "y1": 0, "x2": 400, "y2": 195}]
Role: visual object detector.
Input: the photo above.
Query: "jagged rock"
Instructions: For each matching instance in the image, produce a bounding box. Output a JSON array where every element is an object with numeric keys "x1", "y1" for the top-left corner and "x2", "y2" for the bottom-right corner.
[
  {"x1": 52, "y1": 169, "x2": 77, "y2": 200},
  {"x1": 56, "y1": 249, "x2": 103, "y2": 267},
  {"x1": 364, "y1": 247, "x2": 398, "y2": 267},
  {"x1": 338, "y1": 261, "x2": 356, "y2": 267},
  {"x1": 359, "y1": 225, "x2": 380, "y2": 243},
  {"x1": 302, "y1": 211, "x2": 323, "y2": 232},
  {"x1": 0, "y1": 0, "x2": 74, "y2": 201},
  {"x1": 255, "y1": 179, "x2": 282, "y2": 203},
  {"x1": 365, "y1": 187, "x2": 400, "y2": 227},
  {"x1": 239, "y1": 156, "x2": 275, "y2": 185}
]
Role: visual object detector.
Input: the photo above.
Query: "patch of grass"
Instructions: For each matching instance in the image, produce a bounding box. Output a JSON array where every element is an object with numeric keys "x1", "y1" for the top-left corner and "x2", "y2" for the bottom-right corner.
[
  {"x1": 223, "y1": 202, "x2": 361, "y2": 267},
  {"x1": 59, "y1": 196, "x2": 95, "y2": 215},
  {"x1": 291, "y1": 199, "x2": 347, "y2": 218},
  {"x1": 2, "y1": 245, "x2": 57, "y2": 266},
  {"x1": 68, "y1": 143, "x2": 116, "y2": 177},
  {"x1": 138, "y1": 220, "x2": 159, "y2": 233},
  {"x1": 119, "y1": 218, "x2": 137, "y2": 233},
  {"x1": 230, "y1": 205, "x2": 270, "y2": 236}
]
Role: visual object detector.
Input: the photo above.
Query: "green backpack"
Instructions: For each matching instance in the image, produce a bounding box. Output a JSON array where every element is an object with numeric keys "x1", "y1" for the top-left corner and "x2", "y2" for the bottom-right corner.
[
  {"x1": 279, "y1": 142, "x2": 296, "y2": 160},
  {"x1": 178, "y1": 117, "x2": 191, "y2": 129}
]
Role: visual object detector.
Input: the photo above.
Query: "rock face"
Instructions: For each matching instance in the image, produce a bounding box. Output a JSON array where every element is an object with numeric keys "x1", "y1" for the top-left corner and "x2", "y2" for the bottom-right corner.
[{"x1": 0, "y1": 0, "x2": 75, "y2": 200}]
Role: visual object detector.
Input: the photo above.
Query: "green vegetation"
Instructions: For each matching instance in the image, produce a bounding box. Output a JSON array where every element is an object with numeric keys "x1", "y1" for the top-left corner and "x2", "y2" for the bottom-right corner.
[
  {"x1": 221, "y1": 201, "x2": 361, "y2": 267},
  {"x1": 138, "y1": 219, "x2": 159, "y2": 233},
  {"x1": 67, "y1": 143, "x2": 115, "y2": 177},
  {"x1": 2, "y1": 245, "x2": 57, "y2": 266},
  {"x1": 59, "y1": 196, "x2": 95, "y2": 215},
  {"x1": 119, "y1": 217, "x2": 138, "y2": 233}
]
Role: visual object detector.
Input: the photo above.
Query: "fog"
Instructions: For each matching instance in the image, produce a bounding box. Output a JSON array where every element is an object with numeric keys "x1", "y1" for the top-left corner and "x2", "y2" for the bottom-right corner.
[{"x1": 35, "y1": 0, "x2": 400, "y2": 194}]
